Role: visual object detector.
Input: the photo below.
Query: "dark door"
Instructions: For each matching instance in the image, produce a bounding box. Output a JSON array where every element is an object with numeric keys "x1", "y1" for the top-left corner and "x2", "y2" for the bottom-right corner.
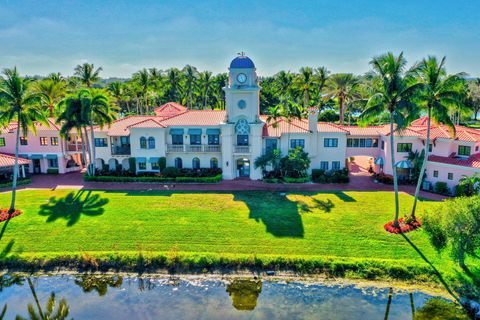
[{"x1": 33, "y1": 159, "x2": 41, "y2": 174}]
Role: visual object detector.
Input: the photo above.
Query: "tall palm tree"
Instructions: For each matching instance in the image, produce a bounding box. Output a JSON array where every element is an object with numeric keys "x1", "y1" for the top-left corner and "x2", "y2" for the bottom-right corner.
[
  {"x1": 74, "y1": 63, "x2": 102, "y2": 88},
  {"x1": 164, "y1": 68, "x2": 182, "y2": 103},
  {"x1": 32, "y1": 79, "x2": 67, "y2": 117},
  {"x1": 0, "y1": 68, "x2": 47, "y2": 214},
  {"x1": 212, "y1": 73, "x2": 228, "y2": 109},
  {"x1": 293, "y1": 67, "x2": 317, "y2": 108},
  {"x1": 182, "y1": 65, "x2": 198, "y2": 109},
  {"x1": 274, "y1": 71, "x2": 294, "y2": 103},
  {"x1": 199, "y1": 71, "x2": 213, "y2": 109},
  {"x1": 108, "y1": 82, "x2": 126, "y2": 113},
  {"x1": 314, "y1": 66, "x2": 330, "y2": 102},
  {"x1": 46, "y1": 72, "x2": 64, "y2": 84},
  {"x1": 325, "y1": 73, "x2": 361, "y2": 124},
  {"x1": 132, "y1": 68, "x2": 151, "y2": 113},
  {"x1": 409, "y1": 56, "x2": 466, "y2": 220},
  {"x1": 359, "y1": 52, "x2": 420, "y2": 227}
]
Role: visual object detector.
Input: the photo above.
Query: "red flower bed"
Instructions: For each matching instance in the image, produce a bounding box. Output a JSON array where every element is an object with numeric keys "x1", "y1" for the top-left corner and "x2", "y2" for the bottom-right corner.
[
  {"x1": 384, "y1": 217, "x2": 422, "y2": 234},
  {"x1": 0, "y1": 208, "x2": 22, "y2": 223}
]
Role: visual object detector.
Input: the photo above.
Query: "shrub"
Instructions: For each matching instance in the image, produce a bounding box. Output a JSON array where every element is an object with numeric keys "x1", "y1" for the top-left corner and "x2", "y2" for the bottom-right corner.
[
  {"x1": 263, "y1": 178, "x2": 280, "y2": 184},
  {"x1": 283, "y1": 176, "x2": 310, "y2": 183},
  {"x1": 434, "y1": 181, "x2": 449, "y2": 195},
  {"x1": 0, "y1": 179, "x2": 32, "y2": 189},
  {"x1": 162, "y1": 167, "x2": 180, "y2": 178},
  {"x1": 47, "y1": 168, "x2": 59, "y2": 174},
  {"x1": 312, "y1": 168, "x2": 349, "y2": 184},
  {"x1": 375, "y1": 173, "x2": 394, "y2": 185},
  {"x1": 83, "y1": 174, "x2": 222, "y2": 183},
  {"x1": 311, "y1": 169, "x2": 323, "y2": 182},
  {"x1": 159, "y1": 157, "x2": 167, "y2": 171}
]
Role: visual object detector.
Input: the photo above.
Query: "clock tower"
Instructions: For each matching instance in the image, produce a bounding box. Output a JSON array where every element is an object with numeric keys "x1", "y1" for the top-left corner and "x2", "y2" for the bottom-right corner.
[{"x1": 224, "y1": 53, "x2": 261, "y2": 124}]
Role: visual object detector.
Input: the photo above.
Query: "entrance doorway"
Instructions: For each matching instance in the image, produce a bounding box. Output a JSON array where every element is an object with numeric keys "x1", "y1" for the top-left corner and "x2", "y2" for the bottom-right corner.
[
  {"x1": 236, "y1": 158, "x2": 250, "y2": 178},
  {"x1": 33, "y1": 159, "x2": 41, "y2": 174}
]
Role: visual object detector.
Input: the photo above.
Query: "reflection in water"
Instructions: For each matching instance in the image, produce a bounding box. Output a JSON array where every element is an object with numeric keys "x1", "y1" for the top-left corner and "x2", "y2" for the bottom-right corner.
[
  {"x1": 413, "y1": 298, "x2": 470, "y2": 320},
  {"x1": 74, "y1": 274, "x2": 123, "y2": 296},
  {"x1": 0, "y1": 275, "x2": 470, "y2": 320},
  {"x1": 226, "y1": 279, "x2": 262, "y2": 311}
]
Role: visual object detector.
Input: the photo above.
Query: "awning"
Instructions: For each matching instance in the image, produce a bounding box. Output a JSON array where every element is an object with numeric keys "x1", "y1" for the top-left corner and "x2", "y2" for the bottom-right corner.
[
  {"x1": 170, "y1": 128, "x2": 184, "y2": 135},
  {"x1": 149, "y1": 157, "x2": 160, "y2": 163},
  {"x1": 188, "y1": 128, "x2": 202, "y2": 135},
  {"x1": 395, "y1": 160, "x2": 413, "y2": 169},
  {"x1": 18, "y1": 154, "x2": 28, "y2": 159},
  {"x1": 136, "y1": 157, "x2": 146, "y2": 163},
  {"x1": 206, "y1": 128, "x2": 220, "y2": 135},
  {"x1": 374, "y1": 157, "x2": 384, "y2": 165},
  {"x1": 30, "y1": 154, "x2": 43, "y2": 159},
  {"x1": 46, "y1": 154, "x2": 58, "y2": 160}
]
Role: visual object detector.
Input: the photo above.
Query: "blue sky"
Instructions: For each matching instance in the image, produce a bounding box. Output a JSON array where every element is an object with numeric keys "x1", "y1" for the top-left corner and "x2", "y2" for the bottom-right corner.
[{"x1": 1, "y1": 0, "x2": 479, "y2": 78}]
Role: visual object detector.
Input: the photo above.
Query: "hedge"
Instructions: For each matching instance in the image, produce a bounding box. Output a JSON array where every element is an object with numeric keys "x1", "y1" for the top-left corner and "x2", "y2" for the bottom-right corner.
[
  {"x1": 0, "y1": 178, "x2": 32, "y2": 189},
  {"x1": 283, "y1": 177, "x2": 310, "y2": 183},
  {"x1": 84, "y1": 174, "x2": 222, "y2": 183},
  {"x1": 47, "y1": 168, "x2": 59, "y2": 174}
]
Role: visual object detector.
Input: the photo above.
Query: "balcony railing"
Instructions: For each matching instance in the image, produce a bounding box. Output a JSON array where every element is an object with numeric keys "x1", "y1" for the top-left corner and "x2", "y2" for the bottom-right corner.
[
  {"x1": 111, "y1": 146, "x2": 131, "y2": 155},
  {"x1": 234, "y1": 145, "x2": 250, "y2": 153},
  {"x1": 167, "y1": 144, "x2": 222, "y2": 153},
  {"x1": 66, "y1": 144, "x2": 82, "y2": 152}
]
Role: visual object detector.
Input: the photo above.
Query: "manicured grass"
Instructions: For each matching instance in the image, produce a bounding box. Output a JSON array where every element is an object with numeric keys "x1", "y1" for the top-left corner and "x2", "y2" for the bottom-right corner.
[{"x1": 0, "y1": 189, "x2": 476, "y2": 283}]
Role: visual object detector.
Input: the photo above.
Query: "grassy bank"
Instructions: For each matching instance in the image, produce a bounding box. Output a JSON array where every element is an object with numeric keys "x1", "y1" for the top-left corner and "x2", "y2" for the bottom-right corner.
[{"x1": 0, "y1": 189, "x2": 476, "y2": 286}]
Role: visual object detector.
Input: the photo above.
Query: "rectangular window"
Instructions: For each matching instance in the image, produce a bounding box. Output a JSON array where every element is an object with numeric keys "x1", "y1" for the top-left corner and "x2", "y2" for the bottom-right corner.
[
  {"x1": 320, "y1": 161, "x2": 329, "y2": 171},
  {"x1": 458, "y1": 145, "x2": 471, "y2": 156},
  {"x1": 208, "y1": 134, "x2": 219, "y2": 145},
  {"x1": 428, "y1": 144, "x2": 433, "y2": 152},
  {"x1": 94, "y1": 138, "x2": 107, "y2": 147},
  {"x1": 237, "y1": 135, "x2": 249, "y2": 146},
  {"x1": 48, "y1": 158, "x2": 58, "y2": 168},
  {"x1": 138, "y1": 162, "x2": 146, "y2": 170},
  {"x1": 20, "y1": 137, "x2": 28, "y2": 145},
  {"x1": 324, "y1": 138, "x2": 338, "y2": 148},
  {"x1": 332, "y1": 161, "x2": 340, "y2": 171},
  {"x1": 40, "y1": 137, "x2": 48, "y2": 146},
  {"x1": 0, "y1": 138, "x2": 5, "y2": 147},
  {"x1": 265, "y1": 139, "x2": 278, "y2": 153},
  {"x1": 397, "y1": 143, "x2": 412, "y2": 153},
  {"x1": 190, "y1": 134, "x2": 201, "y2": 145},
  {"x1": 347, "y1": 138, "x2": 353, "y2": 147},
  {"x1": 381, "y1": 141, "x2": 385, "y2": 150},
  {"x1": 372, "y1": 139, "x2": 378, "y2": 147},
  {"x1": 290, "y1": 139, "x2": 305, "y2": 149},
  {"x1": 365, "y1": 138, "x2": 373, "y2": 148},
  {"x1": 151, "y1": 162, "x2": 160, "y2": 170},
  {"x1": 353, "y1": 139, "x2": 360, "y2": 148},
  {"x1": 359, "y1": 138, "x2": 366, "y2": 148},
  {"x1": 172, "y1": 134, "x2": 183, "y2": 145},
  {"x1": 448, "y1": 173, "x2": 453, "y2": 180},
  {"x1": 50, "y1": 137, "x2": 59, "y2": 146},
  {"x1": 433, "y1": 170, "x2": 438, "y2": 178}
]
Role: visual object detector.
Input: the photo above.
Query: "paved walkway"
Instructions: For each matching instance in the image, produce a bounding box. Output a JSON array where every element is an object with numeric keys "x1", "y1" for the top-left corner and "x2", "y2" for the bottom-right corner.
[{"x1": 6, "y1": 172, "x2": 448, "y2": 201}]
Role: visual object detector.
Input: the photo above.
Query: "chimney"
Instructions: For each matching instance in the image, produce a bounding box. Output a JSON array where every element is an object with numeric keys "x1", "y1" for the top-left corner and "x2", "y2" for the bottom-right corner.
[{"x1": 308, "y1": 106, "x2": 319, "y2": 133}]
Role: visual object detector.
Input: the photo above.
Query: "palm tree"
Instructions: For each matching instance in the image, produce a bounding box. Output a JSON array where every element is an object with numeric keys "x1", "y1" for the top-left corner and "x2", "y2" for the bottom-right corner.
[
  {"x1": 46, "y1": 72, "x2": 64, "y2": 84},
  {"x1": 132, "y1": 68, "x2": 151, "y2": 113},
  {"x1": 0, "y1": 68, "x2": 47, "y2": 214},
  {"x1": 325, "y1": 73, "x2": 361, "y2": 124},
  {"x1": 164, "y1": 68, "x2": 182, "y2": 103},
  {"x1": 409, "y1": 56, "x2": 466, "y2": 220},
  {"x1": 212, "y1": 73, "x2": 228, "y2": 109},
  {"x1": 314, "y1": 66, "x2": 330, "y2": 102},
  {"x1": 108, "y1": 82, "x2": 126, "y2": 113},
  {"x1": 274, "y1": 71, "x2": 294, "y2": 103},
  {"x1": 359, "y1": 52, "x2": 420, "y2": 227},
  {"x1": 32, "y1": 79, "x2": 67, "y2": 117},
  {"x1": 293, "y1": 67, "x2": 317, "y2": 108},
  {"x1": 182, "y1": 65, "x2": 198, "y2": 109},
  {"x1": 74, "y1": 63, "x2": 102, "y2": 88},
  {"x1": 199, "y1": 71, "x2": 213, "y2": 109}
]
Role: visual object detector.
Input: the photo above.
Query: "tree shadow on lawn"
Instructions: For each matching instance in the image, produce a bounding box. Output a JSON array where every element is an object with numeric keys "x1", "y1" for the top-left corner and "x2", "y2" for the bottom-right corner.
[
  {"x1": 233, "y1": 192, "x2": 304, "y2": 238},
  {"x1": 38, "y1": 190, "x2": 108, "y2": 227},
  {"x1": 297, "y1": 197, "x2": 335, "y2": 213}
]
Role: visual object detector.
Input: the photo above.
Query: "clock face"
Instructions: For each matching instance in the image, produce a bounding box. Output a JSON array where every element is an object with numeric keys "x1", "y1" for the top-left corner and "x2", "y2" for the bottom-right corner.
[
  {"x1": 238, "y1": 100, "x2": 246, "y2": 109},
  {"x1": 237, "y1": 73, "x2": 247, "y2": 84}
]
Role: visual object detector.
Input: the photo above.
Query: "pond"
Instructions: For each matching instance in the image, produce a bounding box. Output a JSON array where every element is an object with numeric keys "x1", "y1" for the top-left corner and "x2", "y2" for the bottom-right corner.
[{"x1": 0, "y1": 274, "x2": 464, "y2": 319}]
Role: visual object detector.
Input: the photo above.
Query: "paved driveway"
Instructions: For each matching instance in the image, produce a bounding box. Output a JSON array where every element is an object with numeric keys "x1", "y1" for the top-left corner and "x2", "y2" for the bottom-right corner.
[{"x1": 5, "y1": 172, "x2": 448, "y2": 201}]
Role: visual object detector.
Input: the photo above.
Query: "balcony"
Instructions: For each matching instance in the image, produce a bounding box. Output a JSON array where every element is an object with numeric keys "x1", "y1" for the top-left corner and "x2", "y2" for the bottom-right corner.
[
  {"x1": 234, "y1": 145, "x2": 250, "y2": 153},
  {"x1": 111, "y1": 146, "x2": 131, "y2": 155},
  {"x1": 167, "y1": 144, "x2": 222, "y2": 153}
]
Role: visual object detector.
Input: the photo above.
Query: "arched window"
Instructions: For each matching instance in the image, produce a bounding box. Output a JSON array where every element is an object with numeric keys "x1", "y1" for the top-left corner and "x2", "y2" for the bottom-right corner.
[
  {"x1": 210, "y1": 157, "x2": 218, "y2": 169},
  {"x1": 192, "y1": 157, "x2": 200, "y2": 169},
  {"x1": 140, "y1": 137, "x2": 147, "y2": 149},
  {"x1": 175, "y1": 157, "x2": 183, "y2": 169},
  {"x1": 148, "y1": 137, "x2": 155, "y2": 149}
]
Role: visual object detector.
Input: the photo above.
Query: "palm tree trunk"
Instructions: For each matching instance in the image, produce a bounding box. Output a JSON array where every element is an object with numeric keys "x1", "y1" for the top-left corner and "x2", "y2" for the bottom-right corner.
[
  {"x1": 83, "y1": 127, "x2": 93, "y2": 176},
  {"x1": 383, "y1": 287, "x2": 393, "y2": 320},
  {"x1": 28, "y1": 278, "x2": 45, "y2": 319},
  {"x1": 410, "y1": 107, "x2": 431, "y2": 219},
  {"x1": 89, "y1": 124, "x2": 97, "y2": 176},
  {"x1": 389, "y1": 112, "x2": 400, "y2": 227},
  {"x1": 9, "y1": 122, "x2": 21, "y2": 213},
  {"x1": 339, "y1": 96, "x2": 344, "y2": 125}
]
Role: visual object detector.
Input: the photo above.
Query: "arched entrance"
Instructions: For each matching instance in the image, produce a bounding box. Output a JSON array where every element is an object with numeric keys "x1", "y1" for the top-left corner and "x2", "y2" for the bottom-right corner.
[{"x1": 236, "y1": 158, "x2": 250, "y2": 178}]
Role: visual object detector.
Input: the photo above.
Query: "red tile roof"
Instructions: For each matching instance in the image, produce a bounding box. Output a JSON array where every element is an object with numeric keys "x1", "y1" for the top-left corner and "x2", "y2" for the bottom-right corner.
[
  {"x1": 262, "y1": 118, "x2": 310, "y2": 137},
  {"x1": 340, "y1": 125, "x2": 389, "y2": 136},
  {"x1": 6, "y1": 118, "x2": 59, "y2": 132},
  {"x1": 0, "y1": 153, "x2": 30, "y2": 167},
  {"x1": 153, "y1": 102, "x2": 188, "y2": 117},
  {"x1": 159, "y1": 110, "x2": 227, "y2": 126},
  {"x1": 128, "y1": 119, "x2": 165, "y2": 129},
  {"x1": 428, "y1": 154, "x2": 480, "y2": 169},
  {"x1": 102, "y1": 116, "x2": 157, "y2": 135}
]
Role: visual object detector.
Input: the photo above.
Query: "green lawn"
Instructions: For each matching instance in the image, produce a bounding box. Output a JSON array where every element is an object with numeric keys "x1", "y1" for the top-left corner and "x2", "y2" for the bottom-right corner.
[{"x1": 0, "y1": 189, "x2": 476, "y2": 283}]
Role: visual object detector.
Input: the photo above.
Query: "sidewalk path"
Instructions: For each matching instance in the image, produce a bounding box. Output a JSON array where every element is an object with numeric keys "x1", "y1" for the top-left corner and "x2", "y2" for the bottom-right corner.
[{"x1": 1, "y1": 172, "x2": 448, "y2": 201}]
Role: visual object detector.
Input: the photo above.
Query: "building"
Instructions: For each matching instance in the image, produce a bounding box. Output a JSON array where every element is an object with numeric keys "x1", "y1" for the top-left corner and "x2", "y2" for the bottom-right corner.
[
  {"x1": 89, "y1": 54, "x2": 480, "y2": 191},
  {"x1": 0, "y1": 119, "x2": 83, "y2": 174}
]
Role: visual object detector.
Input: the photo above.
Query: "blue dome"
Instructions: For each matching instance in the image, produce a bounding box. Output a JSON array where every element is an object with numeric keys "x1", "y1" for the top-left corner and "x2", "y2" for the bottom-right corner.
[{"x1": 230, "y1": 56, "x2": 255, "y2": 69}]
